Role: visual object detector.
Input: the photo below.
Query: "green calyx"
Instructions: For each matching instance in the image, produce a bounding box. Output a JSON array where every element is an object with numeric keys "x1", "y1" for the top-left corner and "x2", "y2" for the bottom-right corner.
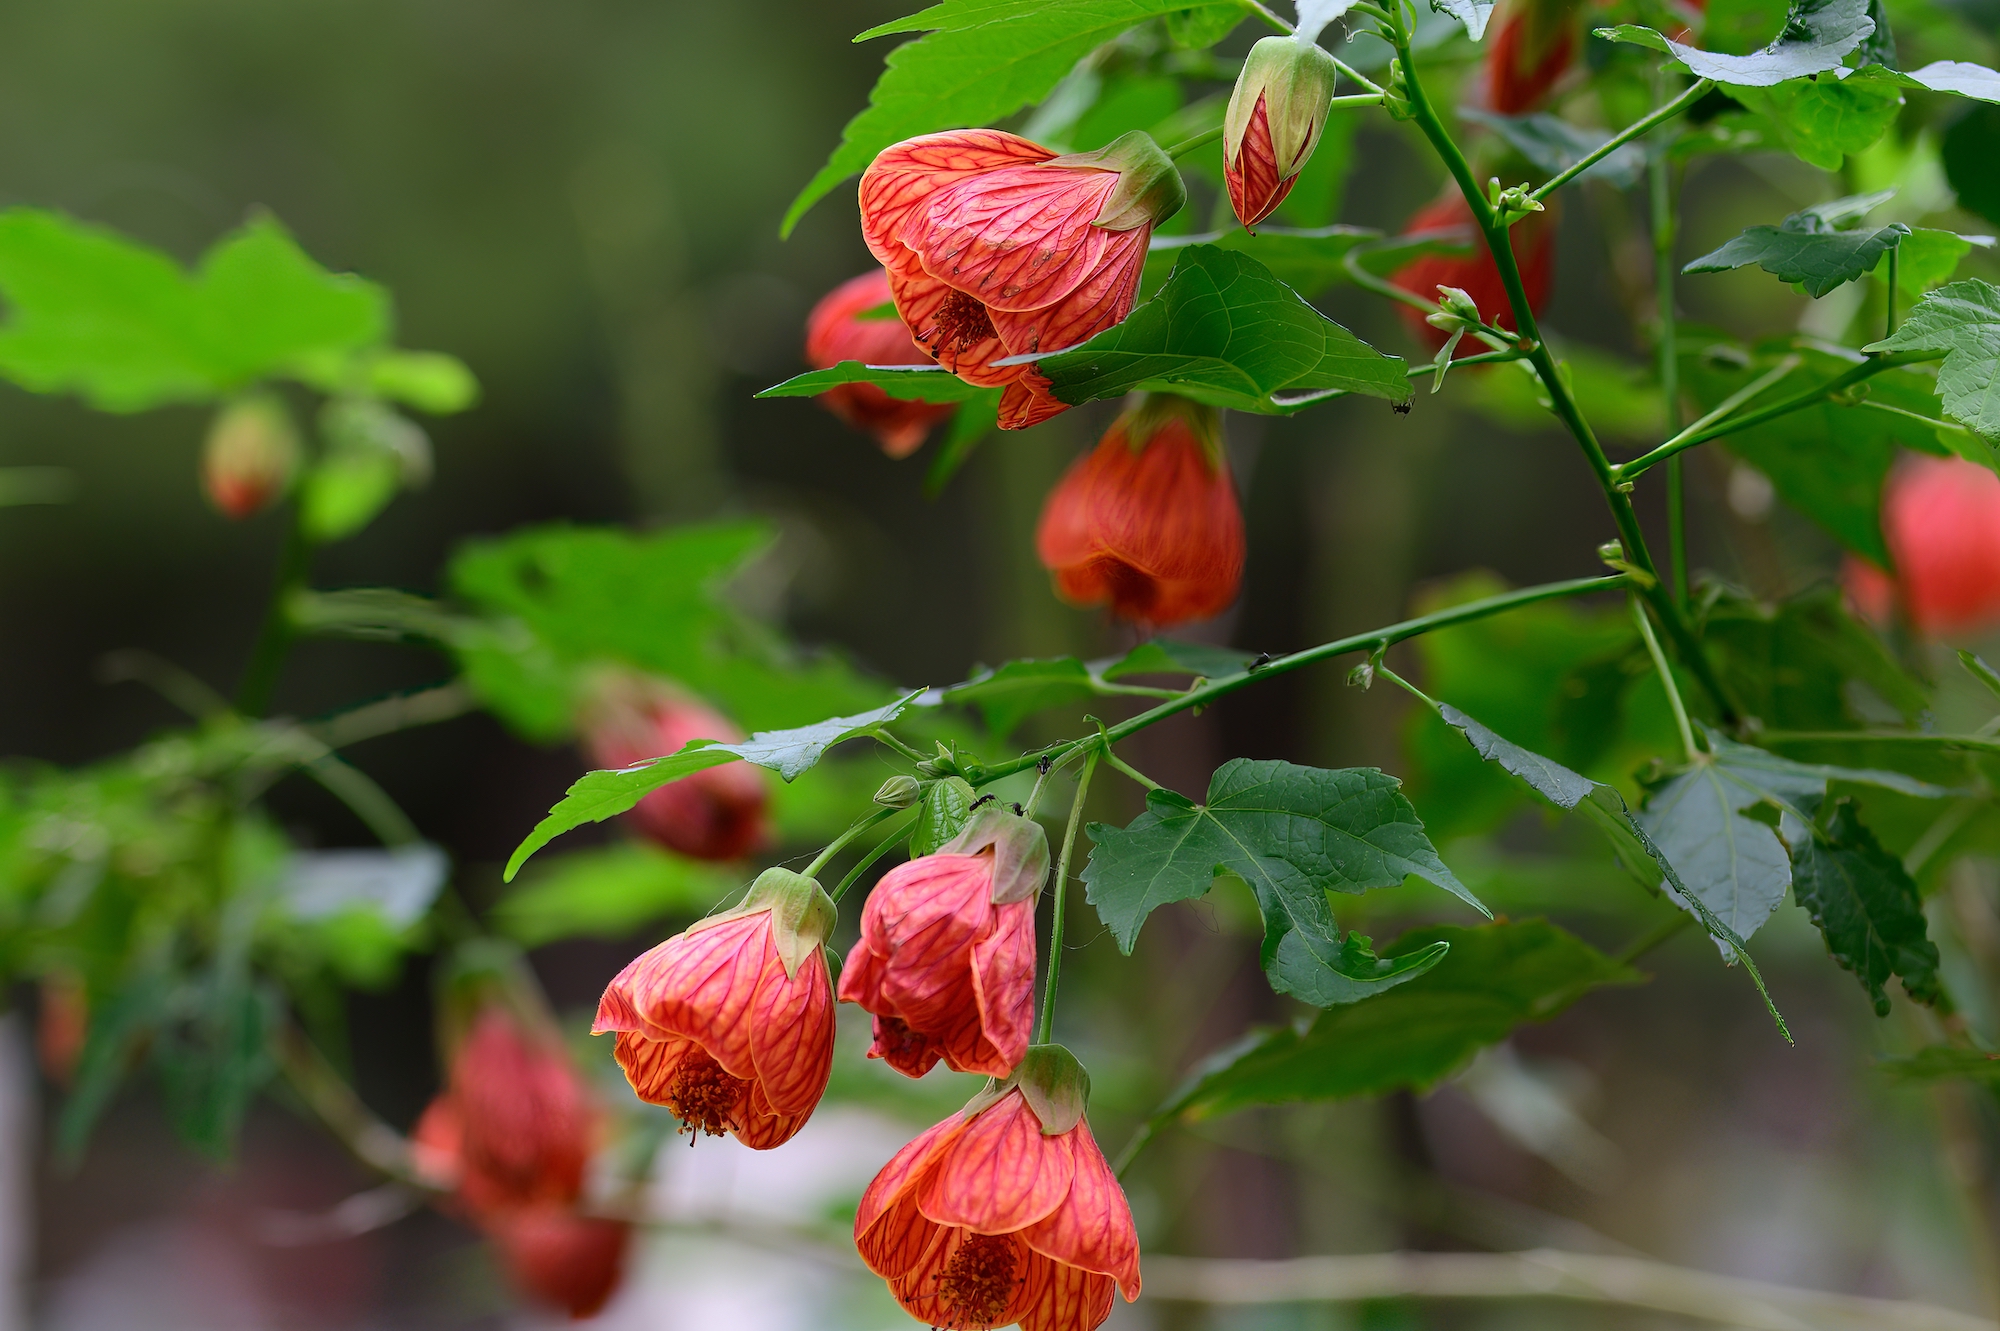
[
  {"x1": 1120, "y1": 392, "x2": 1225, "y2": 467},
  {"x1": 713, "y1": 866, "x2": 836, "y2": 980},
  {"x1": 1048, "y1": 131, "x2": 1186, "y2": 233},
  {"x1": 1224, "y1": 36, "x2": 1339, "y2": 179},
  {"x1": 962, "y1": 1043, "x2": 1092, "y2": 1135},
  {"x1": 940, "y1": 804, "x2": 1051, "y2": 906}
]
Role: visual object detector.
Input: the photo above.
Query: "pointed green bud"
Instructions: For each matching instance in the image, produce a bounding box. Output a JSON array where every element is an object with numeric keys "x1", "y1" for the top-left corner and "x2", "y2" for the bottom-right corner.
[
  {"x1": 1048, "y1": 131, "x2": 1186, "y2": 233},
  {"x1": 961, "y1": 1043, "x2": 1092, "y2": 1135},
  {"x1": 1224, "y1": 37, "x2": 1340, "y2": 182},
  {"x1": 873, "y1": 774, "x2": 921, "y2": 809},
  {"x1": 734, "y1": 866, "x2": 836, "y2": 980},
  {"x1": 940, "y1": 804, "x2": 1051, "y2": 906}
]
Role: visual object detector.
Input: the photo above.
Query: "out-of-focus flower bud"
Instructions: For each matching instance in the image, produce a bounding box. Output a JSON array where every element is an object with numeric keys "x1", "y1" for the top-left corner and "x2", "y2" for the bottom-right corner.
[
  {"x1": 36, "y1": 971, "x2": 87, "y2": 1086},
  {"x1": 202, "y1": 394, "x2": 302, "y2": 519},
  {"x1": 581, "y1": 674, "x2": 770, "y2": 861},
  {"x1": 1224, "y1": 36, "x2": 1340, "y2": 229},
  {"x1": 873, "y1": 774, "x2": 922, "y2": 809},
  {"x1": 486, "y1": 1207, "x2": 632, "y2": 1320},
  {"x1": 1845, "y1": 456, "x2": 2000, "y2": 636},
  {"x1": 1483, "y1": 0, "x2": 1584, "y2": 114},
  {"x1": 1035, "y1": 394, "x2": 1244, "y2": 628},
  {"x1": 804, "y1": 268, "x2": 957, "y2": 458}
]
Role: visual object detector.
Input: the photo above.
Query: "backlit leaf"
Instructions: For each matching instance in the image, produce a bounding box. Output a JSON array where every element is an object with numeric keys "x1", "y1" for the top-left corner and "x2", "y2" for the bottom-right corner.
[
  {"x1": 1595, "y1": 0, "x2": 1875, "y2": 86},
  {"x1": 1722, "y1": 65, "x2": 1904, "y2": 171}
]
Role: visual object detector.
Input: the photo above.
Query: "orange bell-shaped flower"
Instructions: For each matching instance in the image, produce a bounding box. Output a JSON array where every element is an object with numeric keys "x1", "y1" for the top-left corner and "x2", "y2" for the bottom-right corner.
[
  {"x1": 860, "y1": 128, "x2": 1183, "y2": 431},
  {"x1": 485, "y1": 1207, "x2": 632, "y2": 1320},
  {"x1": 582, "y1": 675, "x2": 770, "y2": 862},
  {"x1": 593, "y1": 868, "x2": 836, "y2": 1149},
  {"x1": 1845, "y1": 455, "x2": 2000, "y2": 636},
  {"x1": 854, "y1": 1046, "x2": 1141, "y2": 1331},
  {"x1": 804, "y1": 268, "x2": 958, "y2": 458},
  {"x1": 1035, "y1": 394, "x2": 1244, "y2": 628},
  {"x1": 839, "y1": 806, "x2": 1048, "y2": 1078},
  {"x1": 1390, "y1": 191, "x2": 1556, "y2": 354}
]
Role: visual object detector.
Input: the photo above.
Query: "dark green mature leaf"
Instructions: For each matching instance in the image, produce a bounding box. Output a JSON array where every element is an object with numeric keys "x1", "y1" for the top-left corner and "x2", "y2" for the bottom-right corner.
[
  {"x1": 782, "y1": 0, "x2": 1243, "y2": 235},
  {"x1": 1684, "y1": 190, "x2": 1908, "y2": 297},
  {"x1": 495, "y1": 843, "x2": 737, "y2": 945},
  {"x1": 1596, "y1": 0, "x2": 1876, "y2": 85},
  {"x1": 1704, "y1": 585, "x2": 1928, "y2": 730},
  {"x1": 1792, "y1": 799, "x2": 1941, "y2": 1015},
  {"x1": 1638, "y1": 728, "x2": 1944, "y2": 943},
  {"x1": 1036, "y1": 246, "x2": 1409, "y2": 414},
  {"x1": 1882, "y1": 1044, "x2": 2000, "y2": 1083},
  {"x1": 1865, "y1": 280, "x2": 2000, "y2": 438},
  {"x1": 1142, "y1": 227, "x2": 1381, "y2": 300},
  {"x1": 1439, "y1": 705, "x2": 1597, "y2": 807},
  {"x1": 1104, "y1": 638, "x2": 1254, "y2": 679},
  {"x1": 1944, "y1": 104, "x2": 2000, "y2": 228},
  {"x1": 1679, "y1": 343, "x2": 1956, "y2": 562},
  {"x1": 504, "y1": 691, "x2": 923, "y2": 880},
  {"x1": 756, "y1": 360, "x2": 989, "y2": 405},
  {"x1": 1170, "y1": 921, "x2": 1639, "y2": 1116},
  {"x1": 1722, "y1": 66, "x2": 1905, "y2": 170},
  {"x1": 1082, "y1": 758, "x2": 1483, "y2": 1005},
  {"x1": 1458, "y1": 110, "x2": 1647, "y2": 188}
]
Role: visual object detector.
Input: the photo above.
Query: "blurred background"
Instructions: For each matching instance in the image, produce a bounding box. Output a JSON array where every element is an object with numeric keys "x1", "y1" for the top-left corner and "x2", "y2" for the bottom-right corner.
[{"x1": 3, "y1": 0, "x2": 2000, "y2": 1326}]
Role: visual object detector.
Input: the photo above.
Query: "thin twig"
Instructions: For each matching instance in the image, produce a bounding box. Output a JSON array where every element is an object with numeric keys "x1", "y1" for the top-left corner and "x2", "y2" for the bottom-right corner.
[
  {"x1": 1035, "y1": 749, "x2": 1099, "y2": 1047},
  {"x1": 1527, "y1": 79, "x2": 1714, "y2": 206},
  {"x1": 1631, "y1": 594, "x2": 1696, "y2": 763}
]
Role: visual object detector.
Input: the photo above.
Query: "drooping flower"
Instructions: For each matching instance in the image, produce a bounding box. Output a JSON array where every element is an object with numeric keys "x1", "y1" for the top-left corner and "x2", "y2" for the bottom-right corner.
[
  {"x1": 582, "y1": 676, "x2": 769, "y2": 862},
  {"x1": 854, "y1": 1046, "x2": 1141, "y2": 1331},
  {"x1": 1224, "y1": 36, "x2": 1340, "y2": 229},
  {"x1": 202, "y1": 394, "x2": 301, "y2": 519},
  {"x1": 839, "y1": 806, "x2": 1048, "y2": 1078},
  {"x1": 412, "y1": 1006, "x2": 594, "y2": 1213},
  {"x1": 1390, "y1": 191, "x2": 1556, "y2": 354},
  {"x1": 860, "y1": 128, "x2": 1185, "y2": 431},
  {"x1": 485, "y1": 1207, "x2": 633, "y2": 1320},
  {"x1": 1844, "y1": 455, "x2": 2000, "y2": 635},
  {"x1": 1035, "y1": 394, "x2": 1244, "y2": 628},
  {"x1": 1482, "y1": 0, "x2": 1583, "y2": 114},
  {"x1": 593, "y1": 867, "x2": 836, "y2": 1149},
  {"x1": 804, "y1": 268, "x2": 958, "y2": 458}
]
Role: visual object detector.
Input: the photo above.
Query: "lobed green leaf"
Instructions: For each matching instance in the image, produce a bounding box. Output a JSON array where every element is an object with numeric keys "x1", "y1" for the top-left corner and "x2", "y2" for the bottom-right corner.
[{"x1": 1865, "y1": 279, "x2": 2000, "y2": 438}]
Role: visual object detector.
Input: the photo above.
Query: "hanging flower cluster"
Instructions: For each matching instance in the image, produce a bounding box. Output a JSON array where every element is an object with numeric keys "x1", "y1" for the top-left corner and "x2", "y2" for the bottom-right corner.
[
  {"x1": 414, "y1": 1003, "x2": 631, "y2": 1318},
  {"x1": 592, "y1": 807, "x2": 1143, "y2": 1331}
]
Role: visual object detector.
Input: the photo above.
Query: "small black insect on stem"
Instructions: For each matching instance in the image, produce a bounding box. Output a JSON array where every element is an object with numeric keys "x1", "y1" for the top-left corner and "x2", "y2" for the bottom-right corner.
[
  {"x1": 1037, "y1": 755, "x2": 1053, "y2": 776},
  {"x1": 969, "y1": 794, "x2": 997, "y2": 811},
  {"x1": 1248, "y1": 652, "x2": 1274, "y2": 673}
]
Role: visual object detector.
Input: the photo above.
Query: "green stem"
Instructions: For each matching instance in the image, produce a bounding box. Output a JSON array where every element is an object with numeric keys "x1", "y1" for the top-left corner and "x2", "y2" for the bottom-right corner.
[
  {"x1": 1650, "y1": 76, "x2": 1688, "y2": 610},
  {"x1": 1385, "y1": 16, "x2": 1736, "y2": 723},
  {"x1": 1632, "y1": 594, "x2": 1697, "y2": 762},
  {"x1": 1330, "y1": 55, "x2": 1386, "y2": 95},
  {"x1": 1528, "y1": 79, "x2": 1713, "y2": 206},
  {"x1": 971, "y1": 575, "x2": 1629, "y2": 786},
  {"x1": 1377, "y1": 664, "x2": 1440, "y2": 710},
  {"x1": 1239, "y1": 0, "x2": 1295, "y2": 33},
  {"x1": 805, "y1": 807, "x2": 902, "y2": 879},
  {"x1": 832, "y1": 811, "x2": 916, "y2": 903},
  {"x1": 1167, "y1": 126, "x2": 1224, "y2": 159},
  {"x1": 1886, "y1": 246, "x2": 1900, "y2": 336},
  {"x1": 1036, "y1": 749, "x2": 1098, "y2": 1046},
  {"x1": 1615, "y1": 351, "x2": 1937, "y2": 483},
  {"x1": 1327, "y1": 92, "x2": 1388, "y2": 109},
  {"x1": 237, "y1": 509, "x2": 317, "y2": 716},
  {"x1": 1101, "y1": 746, "x2": 1163, "y2": 791},
  {"x1": 1406, "y1": 347, "x2": 1526, "y2": 376},
  {"x1": 872, "y1": 728, "x2": 930, "y2": 763}
]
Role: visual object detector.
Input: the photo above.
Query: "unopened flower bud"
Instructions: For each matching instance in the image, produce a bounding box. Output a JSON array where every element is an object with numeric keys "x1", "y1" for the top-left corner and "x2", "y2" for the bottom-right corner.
[
  {"x1": 202, "y1": 394, "x2": 301, "y2": 519},
  {"x1": 1048, "y1": 130, "x2": 1186, "y2": 232},
  {"x1": 1347, "y1": 661, "x2": 1375, "y2": 690},
  {"x1": 873, "y1": 774, "x2": 921, "y2": 809},
  {"x1": 1597, "y1": 539, "x2": 1626, "y2": 564},
  {"x1": 1224, "y1": 37, "x2": 1341, "y2": 228}
]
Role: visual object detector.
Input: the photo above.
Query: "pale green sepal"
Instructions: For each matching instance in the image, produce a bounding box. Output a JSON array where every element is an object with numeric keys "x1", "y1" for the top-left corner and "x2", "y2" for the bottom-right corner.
[
  {"x1": 697, "y1": 866, "x2": 835, "y2": 980},
  {"x1": 941, "y1": 805, "x2": 1051, "y2": 906},
  {"x1": 1048, "y1": 132, "x2": 1185, "y2": 233},
  {"x1": 1223, "y1": 37, "x2": 1339, "y2": 177},
  {"x1": 960, "y1": 1044, "x2": 1092, "y2": 1135}
]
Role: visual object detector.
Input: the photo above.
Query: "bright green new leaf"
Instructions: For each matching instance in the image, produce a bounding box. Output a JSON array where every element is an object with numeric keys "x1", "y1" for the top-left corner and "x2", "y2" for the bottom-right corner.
[
  {"x1": 1082, "y1": 758, "x2": 1484, "y2": 1005},
  {"x1": 1035, "y1": 246, "x2": 1410, "y2": 414},
  {"x1": 1595, "y1": 0, "x2": 1875, "y2": 86},
  {"x1": 299, "y1": 450, "x2": 402, "y2": 545},
  {"x1": 1865, "y1": 279, "x2": 2000, "y2": 438},
  {"x1": 1722, "y1": 65, "x2": 1904, "y2": 170},
  {"x1": 505, "y1": 691, "x2": 924, "y2": 880},
  {"x1": 1792, "y1": 799, "x2": 1942, "y2": 1016},
  {"x1": 0, "y1": 210, "x2": 395, "y2": 411},
  {"x1": 1684, "y1": 190, "x2": 1908, "y2": 297},
  {"x1": 756, "y1": 360, "x2": 991, "y2": 404},
  {"x1": 782, "y1": 0, "x2": 1244, "y2": 235},
  {"x1": 496, "y1": 842, "x2": 737, "y2": 946},
  {"x1": 362, "y1": 350, "x2": 481, "y2": 414},
  {"x1": 1169, "y1": 921, "x2": 1639, "y2": 1116}
]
